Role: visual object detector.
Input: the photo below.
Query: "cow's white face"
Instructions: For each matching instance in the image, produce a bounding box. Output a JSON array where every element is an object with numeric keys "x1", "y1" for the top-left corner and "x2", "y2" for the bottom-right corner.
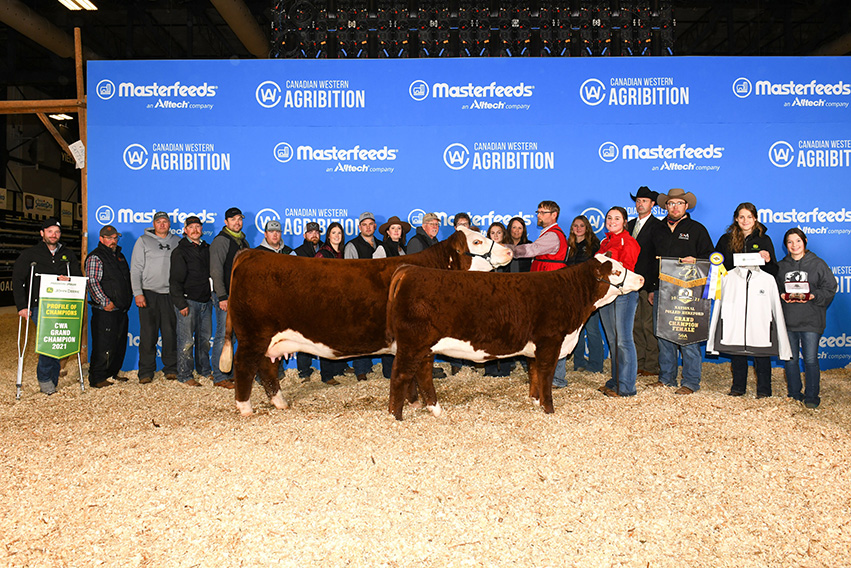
[
  {"x1": 459, "y1": 226, "x2": 513, "y2": 271},
  {"x1": 592, "y1": 253, "x2": 645, "y2": 308}
]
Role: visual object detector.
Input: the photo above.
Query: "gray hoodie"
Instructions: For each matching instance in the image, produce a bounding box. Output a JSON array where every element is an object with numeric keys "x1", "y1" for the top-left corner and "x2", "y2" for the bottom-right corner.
[
  {"x1": 130, "y1": 228, "x2": 181, "y2": 296},
  {"x1": 776, "y1": 250, "x2": 838, "y2": 334}
]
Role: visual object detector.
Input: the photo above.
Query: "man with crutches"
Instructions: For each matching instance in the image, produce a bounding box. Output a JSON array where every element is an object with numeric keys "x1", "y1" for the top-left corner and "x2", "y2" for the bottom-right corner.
[{"x1": 13, "y1": 218, "x2": 82, "y2": 395}]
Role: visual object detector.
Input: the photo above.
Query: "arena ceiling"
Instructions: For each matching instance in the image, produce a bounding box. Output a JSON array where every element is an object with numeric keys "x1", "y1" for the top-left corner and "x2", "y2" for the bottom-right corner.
[{"x1": 2, "y1": 0, "x2": 850, "y2": 102}]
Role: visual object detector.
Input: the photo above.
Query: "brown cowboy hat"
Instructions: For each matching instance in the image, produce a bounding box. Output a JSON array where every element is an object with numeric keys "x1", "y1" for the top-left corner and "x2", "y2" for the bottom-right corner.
[
  {"x1": 378, "y1": 216, "x2": 412, "y2": 236},
  {"x1": 657, "y1": 188, "x2": 697, "y2": 210}
]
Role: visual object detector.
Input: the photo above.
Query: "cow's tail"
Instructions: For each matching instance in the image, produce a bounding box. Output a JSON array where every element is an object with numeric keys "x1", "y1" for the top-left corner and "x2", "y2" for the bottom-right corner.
[
  {"x1": 219, "y1": 308, "x2": 234, "y2": 373},
  {"x1": 386, "y1": 264, "x2": 413, "y2": 344}
]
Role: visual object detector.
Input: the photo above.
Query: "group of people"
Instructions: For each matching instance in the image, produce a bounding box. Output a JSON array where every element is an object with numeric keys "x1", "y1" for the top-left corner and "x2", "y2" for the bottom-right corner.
[
  {"x1": 13, "y1": 191, "x2": 837, "y2": 408},
  {"x1": 495, "y1": 188, "x2": 835, "y2": 409}
]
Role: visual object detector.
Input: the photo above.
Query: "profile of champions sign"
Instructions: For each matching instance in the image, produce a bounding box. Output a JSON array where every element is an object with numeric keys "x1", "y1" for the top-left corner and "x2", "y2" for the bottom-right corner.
[
  {"x1": 655, "y1": 258, "x2": 712, "y2": 346},
  {"x1": 35, "y1": 276, "x2": 86, "y2": 358}
]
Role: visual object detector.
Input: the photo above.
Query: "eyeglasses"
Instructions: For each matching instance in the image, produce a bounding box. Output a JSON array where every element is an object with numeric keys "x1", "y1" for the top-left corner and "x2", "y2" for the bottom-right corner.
[
  {"x1": 536, "y1": 210, "x2": 554, "y2": 215},
  {"x1": 666, "y1": 201, "x2": 687, "y2": 207}
]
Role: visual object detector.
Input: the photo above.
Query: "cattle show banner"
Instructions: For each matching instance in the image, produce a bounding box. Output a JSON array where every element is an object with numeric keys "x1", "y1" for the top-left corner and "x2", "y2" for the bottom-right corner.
[
  {"x1": 35, "y1": 276, "x2": 86, "y2": 358},
  {"x1": 87, "y1": 56, "x2": 851, "y2": 370},
  {"x1": 655, "y1": 258, "x2": 712, "y2": 346}
]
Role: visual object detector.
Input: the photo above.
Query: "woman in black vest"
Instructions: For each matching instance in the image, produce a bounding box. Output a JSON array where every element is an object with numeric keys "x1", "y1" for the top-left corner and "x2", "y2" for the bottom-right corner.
[
  {"x1": 373, "y1": 216, "x2": 411, "y2": 259},
  {"x1": 315, "y1": 222, "x2": 345, "y2": 384}
]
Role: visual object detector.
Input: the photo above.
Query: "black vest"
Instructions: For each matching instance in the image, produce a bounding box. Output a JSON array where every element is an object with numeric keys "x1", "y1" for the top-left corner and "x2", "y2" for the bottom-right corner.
[
  {"x1": 347, "y1": 234, "x2": 382, "y2": 258},
  {"x1": 217, "y1": 228, "x2": 249, "y2": 294},
  {"x1": 88, "y1": 242, "x2": 132, "y2": 311},
  {"x1": 294, "y1": 240, "x2": 319, "y2": 257}
]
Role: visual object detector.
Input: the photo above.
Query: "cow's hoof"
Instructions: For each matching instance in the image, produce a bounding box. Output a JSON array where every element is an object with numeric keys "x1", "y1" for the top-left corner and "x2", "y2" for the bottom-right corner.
[
  {"x1": 530, "y1": 397, "x2": 541, "y2": 406},
  {"x1": 270, "y1": 392, "x2": 288, "y2": 410},
  {"x1": 236, "y1": 400, "x2": 253, "y2": 416},
  {"x1": 426, "y1": 403, "x2": 442, "y2": 417}
]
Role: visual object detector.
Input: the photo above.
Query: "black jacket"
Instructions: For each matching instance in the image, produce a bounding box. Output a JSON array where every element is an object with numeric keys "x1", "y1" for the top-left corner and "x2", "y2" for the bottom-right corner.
[
  {"x1": 652, "y1": 213, "x2": 713, "y2": 261},
  {"x1": 294, "y1": 240, "x2": 320, "y2": 257},
  {"x1": 13, "y1": 241, "x2": 82, "y2": 311},
  {"x1": 714, "y1": 230, "x2": 778, "y2": 276},
  {"x1": 88, "y1": 242, "x2": 133, "y2": 311},
  {"x1": 628, "y1": 214, "x2": 664, "y2": 290},
  {"x1": 170, "y1": 238, "x2": 212, "y2": 309},
  {"x1": 346, "y1": 234, "x2": 382, "y2": 258}
]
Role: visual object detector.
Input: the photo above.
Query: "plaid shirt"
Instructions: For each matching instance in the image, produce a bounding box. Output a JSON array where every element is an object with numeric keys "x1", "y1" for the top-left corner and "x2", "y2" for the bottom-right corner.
[{"x1": 84, "y1": 254, "x2": 110, "y2": 307}]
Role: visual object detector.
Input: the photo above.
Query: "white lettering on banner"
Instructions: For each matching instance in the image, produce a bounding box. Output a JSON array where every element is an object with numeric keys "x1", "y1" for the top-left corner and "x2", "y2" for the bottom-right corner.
[
  {"x1": 150, "y1": 153, "x2": 231, "y2": 170},
  {"x1": 835, "y1": 275, "x2": 851, "y2": 294},
  {"x1": 407, "y1": 209, "x2": 534, "y2": 228},
  {"x1": 116, "y1": 208, "x2": 218, "y2": 225},
  {"x1": 281, "y1": 217, "x2": 356, "y2": 236},
  {"x1": 755, "y1": 80, "x2": 851, "y2": 97},
  {"x1": 283, "y1": 90, "x2": 365, "y2": 108},
  {"x1": 622, "y1": 144, "x2": 724, "y2": 160},
  {"x1": 431, "y1": 82, "x2": 534, "y2": 99},
  {"x1": 580, "y1": 77, "x2": 689, "y2": 106},
  {"x1": 820, "y1": 333, "x2": 850, "y2": 348},
  {"x1": 471, "y1": 152, "x2": 554, "y2": 170},
  {"x1": 117, "y1": 82, "x2": 218, "y2": 98},
  {"x1": 758, "y1": 207, "x2": 851, "y2": 224},
  {"x1": 296, "y1": 145, "x2": 397, "y2": 161}
]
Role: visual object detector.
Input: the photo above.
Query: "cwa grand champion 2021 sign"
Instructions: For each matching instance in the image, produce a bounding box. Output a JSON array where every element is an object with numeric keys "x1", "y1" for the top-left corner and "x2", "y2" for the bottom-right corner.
[
  {"x1": 35, "y1": 276, "x2": 87, "y2": 358},
  {"x1": 87, "y1": 57, "x2": 851, "y2": 370}
]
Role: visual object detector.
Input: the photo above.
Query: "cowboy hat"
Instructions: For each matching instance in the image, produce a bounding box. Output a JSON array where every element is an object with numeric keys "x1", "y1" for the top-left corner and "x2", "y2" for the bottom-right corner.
[
  {"x1": 378, "y1": 216, "x2": 412, "y2": 236},
  {"x1": 630, "y1": 185, "x2": 659, "y2": 203},
  {"x1": 657, "y1": 188, "x2": 697, "y2": 209}
]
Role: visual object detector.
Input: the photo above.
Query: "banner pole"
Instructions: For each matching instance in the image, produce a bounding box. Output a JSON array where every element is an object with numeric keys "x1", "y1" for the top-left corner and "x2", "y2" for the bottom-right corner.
[{"x1": 16, "y1": 263, "x2": 37, "y2": 400}]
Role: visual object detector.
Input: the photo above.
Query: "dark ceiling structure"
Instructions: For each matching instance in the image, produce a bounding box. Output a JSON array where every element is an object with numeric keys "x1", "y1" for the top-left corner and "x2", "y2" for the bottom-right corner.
[{"x1": 1, "y1": 0, "x2": 850, "y2": 102}]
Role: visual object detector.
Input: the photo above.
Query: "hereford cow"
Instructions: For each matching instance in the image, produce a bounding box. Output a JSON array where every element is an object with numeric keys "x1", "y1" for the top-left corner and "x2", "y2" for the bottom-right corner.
[
  {"x1": 220, "y1": 227, "x2": 512, "y2": 415},
  {"x1": 385, "y1": 254, "x2": 644, "y2": 420}
]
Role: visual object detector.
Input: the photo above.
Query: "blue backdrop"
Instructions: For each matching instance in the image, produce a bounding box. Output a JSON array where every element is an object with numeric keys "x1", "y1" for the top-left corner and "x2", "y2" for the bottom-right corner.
[{"x1": 87, "y1": 57, "x2": 851, "y2": 371}]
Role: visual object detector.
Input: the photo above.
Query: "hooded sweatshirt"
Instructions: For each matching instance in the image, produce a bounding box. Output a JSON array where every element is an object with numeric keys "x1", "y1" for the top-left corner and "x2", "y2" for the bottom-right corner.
[
  {"x1": 130, "y1": 228, "x2": 181, "y2": 295},
  {"x1": 776, "y1": 250, "x2": 837, "y2": 334}
]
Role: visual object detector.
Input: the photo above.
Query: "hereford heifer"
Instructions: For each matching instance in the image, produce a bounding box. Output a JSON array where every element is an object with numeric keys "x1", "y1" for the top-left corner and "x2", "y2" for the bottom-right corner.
[
  {"x1": 219, "y1": 227, "x2": 512, "y2": 415},
  {"x1": 386, "y1": 254, "x2": 644, "y2": 420}
]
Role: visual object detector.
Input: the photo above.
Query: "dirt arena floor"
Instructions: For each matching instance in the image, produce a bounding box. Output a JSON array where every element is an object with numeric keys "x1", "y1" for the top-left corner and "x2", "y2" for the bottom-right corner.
[{"x1": 1, "y1": 313, "x2": 850, "y2": 567}]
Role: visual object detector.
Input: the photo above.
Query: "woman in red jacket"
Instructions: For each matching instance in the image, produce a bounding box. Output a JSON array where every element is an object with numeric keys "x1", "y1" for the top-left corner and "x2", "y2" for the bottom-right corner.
[{"x1": 597, "y1": 206, "x2": 641, "y2": 397}]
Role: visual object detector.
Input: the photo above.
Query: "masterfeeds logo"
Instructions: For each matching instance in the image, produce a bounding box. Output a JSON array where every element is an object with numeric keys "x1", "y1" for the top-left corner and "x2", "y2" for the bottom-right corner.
[
  {"x1": 621, "y1": 143, "x2": 724, "y2": 160},
  {"x1": 444, "y1": 143, "x2": 470, "y2": 170},
  {"x1": 407, "y1": 208, "x2": 534, "y2": 229},
  {"x1": 732, "y1": 77, "x2": 753, "y2": 98},
  {"x1": 768, "y1": 141, "x2": 795, "y2": 167},
  {"x1": 408, "y1": 209, "x2": 427, "y2": 226},
  {"x1": 296, "y1": 144, "x2": 398, "y2": 161},
  {"x1": 255, "y1": 208, "x2": 281, "y2": 233},
  {"x1": 96, "y1": 79, "x2": 116, "y2": 100},
  {"x1": 759, "y1": 206, "x2": 851, "y2": 225},
  {"x1": 256, "y1": 81, "x2": 281, "y2": 108},
  {"x1": 755, "y1": 79, "x2": 851, "y2": 97},
  {"x1": 409, "y1": 80, "x2": 429, "y2": 101},
  {"x1": 117, "y1": 81, "x2": 218, "y2": 98},
  {"x1": 431, "y1": 81, "x2": 534, "y2": 99},
  {"x1": 599, "y1": 142, "x2": 619, "y2": 162},
  {"x1": 115, "y1": 208, "x2": 218, "y2": 225},
  {"x1": 274, "y1": 142, "x2": 294, "y2": 163},
  {"x1": 95, "y1": 205, "x2": 115, "y2": 225}
]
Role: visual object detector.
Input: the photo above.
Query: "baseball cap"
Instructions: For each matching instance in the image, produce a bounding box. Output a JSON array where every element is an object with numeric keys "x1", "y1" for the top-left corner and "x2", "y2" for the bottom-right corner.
[
  {"x1": 265, "y1": 220, "x2": 282, "y2": 232},
  {"x1": 184, "y1": 215, "x2": 202, "y2": 227},
  {"x1": 153, "y1": 211, "x2": 169, "y2": 221},
  {"x1": 305, "y1": 222, "x2": 322, "y2": 233},
  {"x1": 225, "y1": 207, "x2": 244, "y2": 219},
  {"x1": 99, "y1": 225, "x2": 121, "y2": 237},
  {"x1": 41, "y1": 217, "x2": 61, "y2": 230}
]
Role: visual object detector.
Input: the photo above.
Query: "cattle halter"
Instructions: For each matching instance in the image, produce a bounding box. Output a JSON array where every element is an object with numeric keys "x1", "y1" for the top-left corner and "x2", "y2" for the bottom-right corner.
[
  {"x1": 595, "y1": 268, "x2": 630, "y2": 292},
  {"x1": 464, "y1": 239, "x2": 499, "y2": 268}
]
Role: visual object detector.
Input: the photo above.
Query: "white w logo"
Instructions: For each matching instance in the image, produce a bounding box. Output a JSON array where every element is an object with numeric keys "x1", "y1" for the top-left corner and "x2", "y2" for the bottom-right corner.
[
  {"x1": 768, "y1": 141, "x2": 795, "y2": 168},
  {"x1": 256, "y1": 81, "x2": 281, "y2": 108},
  {"x1": 579, "y1": 79, "x2": 606, "y2": 106},
  {"x1": 443, "y1": 143, "x2": 470, "y2": 170},
  {"x1": 123, "y1": 144, "x2": 148, "y2": 170}
]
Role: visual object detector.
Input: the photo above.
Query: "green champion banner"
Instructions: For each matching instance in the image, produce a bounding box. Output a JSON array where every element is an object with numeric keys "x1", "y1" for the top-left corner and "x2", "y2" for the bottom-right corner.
[
  {"x1": 655, "y1": 258, "x2": 713, "y2": 346},
  {"x1": 35, "y1": 276, "x2": 87, "y2": 358}
]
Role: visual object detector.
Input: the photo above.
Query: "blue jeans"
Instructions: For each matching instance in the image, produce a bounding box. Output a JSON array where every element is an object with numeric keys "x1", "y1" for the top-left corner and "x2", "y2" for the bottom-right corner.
[
  {"x1": 352, "y1": 357, "x2": 374, "y2": 377},
  {"x1": 297, "y1": 352, "x2": 314, "y2": 377},
  {"x1": 785, "y1": 331, "x2": 821, "y2": 406},
  {"x1": 572, "y1": 310, "x2": 604, "y2": 372},
  {"x1": 175, "y1": 299, "x2": 213, "y2": 383},
  {"x1": 600, "y1": 291, "x2": 639, "y2": 396},
  {"x1": 657, "y1": 339, "x2": 703, "y2": 391},
  {"x1": 211, "y1": 292, "x2": 232, "y2": 384}
]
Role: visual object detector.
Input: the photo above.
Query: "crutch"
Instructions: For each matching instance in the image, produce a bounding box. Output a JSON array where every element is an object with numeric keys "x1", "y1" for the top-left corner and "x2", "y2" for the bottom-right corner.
[{"x1": 16, "y1": 262, "x2": 36, "y2": 400}]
